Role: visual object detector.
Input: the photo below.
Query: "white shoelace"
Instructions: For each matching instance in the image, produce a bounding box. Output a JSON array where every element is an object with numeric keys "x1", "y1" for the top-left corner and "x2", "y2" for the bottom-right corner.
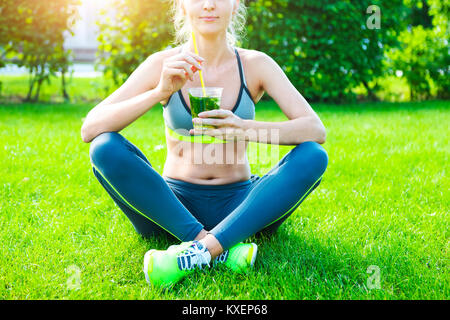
[{"x1": 176, "y1": 241, "x2": 211, "y2": 271}]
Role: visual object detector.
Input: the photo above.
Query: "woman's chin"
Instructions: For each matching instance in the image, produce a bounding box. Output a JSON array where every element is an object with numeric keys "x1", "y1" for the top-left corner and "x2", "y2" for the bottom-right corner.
[{"x1": 195, "y1": 27, "x2": 226, "y2": 38}]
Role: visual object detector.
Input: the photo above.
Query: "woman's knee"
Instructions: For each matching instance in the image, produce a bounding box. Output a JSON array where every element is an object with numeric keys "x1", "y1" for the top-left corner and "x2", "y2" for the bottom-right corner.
[
  {"x1": 291, "y1": 141, "x2": 329, "y2": 180},
  {"x1": 89, "y1": 131, "x2": 126, "y2": 171}
]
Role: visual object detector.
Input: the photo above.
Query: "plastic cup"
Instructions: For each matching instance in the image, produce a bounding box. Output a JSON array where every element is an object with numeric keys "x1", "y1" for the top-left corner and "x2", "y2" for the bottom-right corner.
[{"x1": 188, "y1": 87, "x2": 223, "y2": 130}]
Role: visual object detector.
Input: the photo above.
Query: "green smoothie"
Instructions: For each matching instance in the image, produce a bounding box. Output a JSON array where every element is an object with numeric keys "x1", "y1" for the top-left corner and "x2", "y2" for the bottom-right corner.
[{"x1": 189, "y1": 93, "x2": 221, "y2": 130}]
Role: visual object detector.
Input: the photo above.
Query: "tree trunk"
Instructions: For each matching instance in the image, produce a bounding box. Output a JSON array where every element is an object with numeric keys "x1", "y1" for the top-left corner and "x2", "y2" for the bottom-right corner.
[
  {"x1": 61, "y1": 70, "x2": 70, "y2": 102},
  {"x1": 33, "y1": 74, "x2": 45, "y2": 102},
  {"x1": 362, "y1": 79, "x2": 378, "y2": 101},
  {"x1": 32, "y1": 56, "x2": 49, "y2": 102},
  {"x1": 24, "y1": 68, "x2": 36, "y2": 102}
]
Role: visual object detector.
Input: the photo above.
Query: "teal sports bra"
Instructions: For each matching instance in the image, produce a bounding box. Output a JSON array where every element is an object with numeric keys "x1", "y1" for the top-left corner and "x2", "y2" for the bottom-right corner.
[{"x1": 162, "y1": 47, "x2": 256, "y2": 143}]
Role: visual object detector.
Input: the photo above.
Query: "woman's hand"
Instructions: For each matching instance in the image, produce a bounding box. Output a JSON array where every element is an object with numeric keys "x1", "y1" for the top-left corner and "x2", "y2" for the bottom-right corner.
[
  {"x1": 155, "y1": 51, "x2": 204, "y2": 101},
  {"x1": 189, "y1": 109, "x2": 248, "y2": 141}
]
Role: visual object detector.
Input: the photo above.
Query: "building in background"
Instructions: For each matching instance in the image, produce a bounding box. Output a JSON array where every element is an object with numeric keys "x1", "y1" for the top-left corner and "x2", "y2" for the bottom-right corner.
[{"x1": 64, "y1": 1, "x2": 106, "y2": 63}]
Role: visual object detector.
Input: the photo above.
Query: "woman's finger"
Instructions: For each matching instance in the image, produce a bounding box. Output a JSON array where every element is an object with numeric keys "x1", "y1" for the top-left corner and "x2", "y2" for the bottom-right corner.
[
  {"x1": 167, "y1": 60, "x2": 194, "y2": 75},
  {"x1": 165, "y1": 67, "x2": 188, "y2": 80},
  {"x1": 183, "y1": 51, "x2": 205, "y2": 63},
  {"x1": 166, "y1": 61, "x2": 194, "y2": 80},
  {"x1": 198, "y1": 109, "x2": 233, "y2": 118},
  {"x1": 182, "y1": 55, "x2": 203, "y2": 71},
  {"x1": 193, "y1": 117, "x2": 227, "y2": 127}
]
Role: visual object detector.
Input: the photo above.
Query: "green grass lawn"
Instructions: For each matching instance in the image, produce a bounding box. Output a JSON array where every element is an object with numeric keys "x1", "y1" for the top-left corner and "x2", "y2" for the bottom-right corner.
[
  {"x1": 0, "y1": 75, "x2": 116, "y2": 103},
  {"x1": 0, "y1": 99, "x2": 448, "y2": 299}
]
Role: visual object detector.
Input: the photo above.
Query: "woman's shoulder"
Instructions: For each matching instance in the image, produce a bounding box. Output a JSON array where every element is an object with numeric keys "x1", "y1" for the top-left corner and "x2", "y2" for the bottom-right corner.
[
  {"x1": 235, "y1": 48, "x2": 285, "y2": 99},
  {"x1": 235, "y1": 47, "x2": 273, "y2": 75},
  {"x1": 235, "y1": 47, "x2": 273, "y2": 70},
  {"x1": 235, "y1": 47, "x2": 266, "y2": 60}
]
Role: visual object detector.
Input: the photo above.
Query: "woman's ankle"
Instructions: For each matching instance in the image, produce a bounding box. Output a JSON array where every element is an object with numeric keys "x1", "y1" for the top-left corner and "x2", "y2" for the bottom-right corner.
[
  {"x1": 194, "y1": 229, "x2": 208, "y2": 241},
  {"x1": 199, "y1": 233, "x2": 223, "y2": 260}
]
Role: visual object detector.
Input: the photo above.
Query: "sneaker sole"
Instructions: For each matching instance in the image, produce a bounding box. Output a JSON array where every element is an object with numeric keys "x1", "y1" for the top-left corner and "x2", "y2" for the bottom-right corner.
[
  {"x1": 143, "y1": 249, "x2": 156, "y2": 284},
  {"x1": 247, "y1": 243, "x2": 258, "y2": 267}
]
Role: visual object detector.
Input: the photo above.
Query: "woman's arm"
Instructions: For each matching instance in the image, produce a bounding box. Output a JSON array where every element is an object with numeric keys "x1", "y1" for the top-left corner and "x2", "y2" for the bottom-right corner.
[
  {"x1": 80, "y1": 52, "x2": 165, "y2": 143},
  {"x1": 192, "y1": 110, "x2": 325, "y2": 146},
  {"x1": 242, "y1": 116, "x2": 326, "y2": 145}
]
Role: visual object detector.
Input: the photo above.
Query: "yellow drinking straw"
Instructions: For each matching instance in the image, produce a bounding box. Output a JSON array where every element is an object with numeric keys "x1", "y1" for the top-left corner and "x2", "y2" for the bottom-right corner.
[{"x1": 191, "y1": 31, "x2": 207, "y2": 97}]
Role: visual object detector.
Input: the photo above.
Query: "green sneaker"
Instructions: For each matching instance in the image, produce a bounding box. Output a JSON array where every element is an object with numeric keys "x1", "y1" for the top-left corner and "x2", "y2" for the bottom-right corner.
[
  {"x1": 143, "y1": 240, "x2": 211, "y2": 288},
  {"x1": 213, "y1": 242, "x2": 258, "y2": 273}
]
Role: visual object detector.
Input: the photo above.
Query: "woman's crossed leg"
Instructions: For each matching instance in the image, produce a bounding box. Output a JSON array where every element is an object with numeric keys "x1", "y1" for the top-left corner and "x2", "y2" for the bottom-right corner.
[{"x1": 88, "y1": 131, "x2": 328, "y2": 286}]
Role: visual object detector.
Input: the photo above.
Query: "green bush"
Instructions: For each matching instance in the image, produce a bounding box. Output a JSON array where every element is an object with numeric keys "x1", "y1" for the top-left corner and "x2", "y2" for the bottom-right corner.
[
  {"x1": 386, "y1": 0, "x2": 449, "y2": 100},
  {"x1": 425, "y1": 0, "x2": 449, "y2": 99},
  {"x1": 244, "y1": 0, "x2": 408, "y2": 103}
]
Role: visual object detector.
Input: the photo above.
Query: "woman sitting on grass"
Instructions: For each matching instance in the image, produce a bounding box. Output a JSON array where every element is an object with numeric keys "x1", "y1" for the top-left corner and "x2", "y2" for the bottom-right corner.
[{"x1": 81, "y1": 0, "x2": 328, "y2": 288}]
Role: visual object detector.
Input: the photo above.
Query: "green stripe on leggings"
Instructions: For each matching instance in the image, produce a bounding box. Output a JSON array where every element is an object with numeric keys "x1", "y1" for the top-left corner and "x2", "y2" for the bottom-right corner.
[
  {"x1": 262, "y1": 174, "x2": 324, "y2": 229},
  {"x1": 91, "y1": 162, "x2": 181, "y2": 241}
]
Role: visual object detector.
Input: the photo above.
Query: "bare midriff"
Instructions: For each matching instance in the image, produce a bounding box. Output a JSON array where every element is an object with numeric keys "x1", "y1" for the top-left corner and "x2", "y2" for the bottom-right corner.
[{"x1": 162, "y1": 135, "x2": 252, "y2": 185}]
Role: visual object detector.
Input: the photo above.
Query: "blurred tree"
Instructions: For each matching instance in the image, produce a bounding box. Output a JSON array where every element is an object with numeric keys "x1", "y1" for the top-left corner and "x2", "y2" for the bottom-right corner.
[
  {"x1": 0, "y1": 0, "x2": 80, "y2": 102},
  {"x1": 387, "y1": 0, "x2": 449, "y2": 100},
  {"x1": 426, "y1": 0, "x2": 449, "y2": 99},
  {"x1": 96, "y1": 0, "x2": 173, "y2": 86},
  {"x1": 410, "y1": 0, "x2": 433, "y2": 28},
  {"x1": 0, "y1": 0, "x2": 25, "y2": 96}
]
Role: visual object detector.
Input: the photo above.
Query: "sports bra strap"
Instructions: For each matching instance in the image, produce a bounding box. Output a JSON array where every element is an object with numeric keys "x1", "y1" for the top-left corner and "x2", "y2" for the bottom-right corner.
[{"x1": 234, "y1": 48, "x2": 247, "y2": 87}]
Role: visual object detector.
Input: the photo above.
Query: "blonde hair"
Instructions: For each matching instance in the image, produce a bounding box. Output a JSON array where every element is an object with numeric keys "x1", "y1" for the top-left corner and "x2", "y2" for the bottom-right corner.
[{"x1": 170, "y1": 0, "x2": 248, "y2": 47}]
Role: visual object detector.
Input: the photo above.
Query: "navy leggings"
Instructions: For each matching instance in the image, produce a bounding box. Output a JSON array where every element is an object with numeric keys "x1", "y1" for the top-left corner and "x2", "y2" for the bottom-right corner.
[{"x1": 89, "y1": 132, "x2": 328, "y2": 250}]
